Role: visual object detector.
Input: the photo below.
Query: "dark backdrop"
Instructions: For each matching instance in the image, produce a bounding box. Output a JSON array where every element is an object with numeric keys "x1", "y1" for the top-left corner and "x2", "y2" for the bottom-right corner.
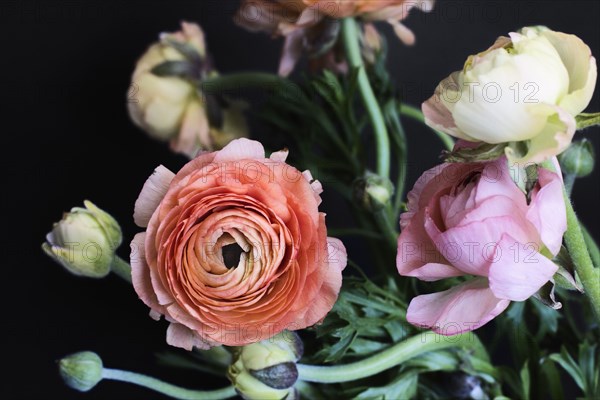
[{"x1": 2, "y1": 1, "x2": 599, "y2": 398}]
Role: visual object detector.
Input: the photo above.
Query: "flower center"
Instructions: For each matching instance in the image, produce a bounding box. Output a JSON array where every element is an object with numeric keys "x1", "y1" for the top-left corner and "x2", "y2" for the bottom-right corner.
[{"x1": 222, "y1": 243, "x2": 244, "y2": 269}]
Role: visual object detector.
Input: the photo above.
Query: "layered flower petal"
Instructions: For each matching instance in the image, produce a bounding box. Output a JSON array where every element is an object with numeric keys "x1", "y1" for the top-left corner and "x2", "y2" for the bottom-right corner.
[
  {"x1": 488, "y1": 234, "x2": 559, "y2": 301},
  {"x1": 407, "y1": 278, "x2": 510, "y2": 335}
]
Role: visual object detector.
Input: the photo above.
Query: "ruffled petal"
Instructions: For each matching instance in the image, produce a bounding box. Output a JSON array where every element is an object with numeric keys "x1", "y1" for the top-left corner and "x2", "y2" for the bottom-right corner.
[
  {"x1": 134, "y1": 166, "x2": 175, "y2": 227},
  {"x1": 407, "y1": 278, "x2": 510, "y2": 335},
  {"x1": 212, "y1": 138, "x2": 265, "y2": 163},
  {"x1": 542, "y1": 30, "x2": 597, "y2": 115},
  {"x1": 526, "y1": 166, "x2": 567, "y2": 255},
  {"x1": 488, "y1": 234, "x2": 558, "y2": 301},
  {"x1": 505, "y1": 104, "x2": 576, "y2": 164},
  {"x1": 166, "y1": 322, "x2": 211, "y2": 351}
]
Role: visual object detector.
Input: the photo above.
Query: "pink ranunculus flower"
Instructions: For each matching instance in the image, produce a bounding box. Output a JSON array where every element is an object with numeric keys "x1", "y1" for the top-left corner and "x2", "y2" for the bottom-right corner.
[
  {"x1": 131, "y1": 138, "x2": 347, "y2": 349},
  {"x1": 397, "y1": 155, "x2": 566, "y2": 335},
  {"x1": 235, "y1": 0, "x2": 434, "y2": 76}
]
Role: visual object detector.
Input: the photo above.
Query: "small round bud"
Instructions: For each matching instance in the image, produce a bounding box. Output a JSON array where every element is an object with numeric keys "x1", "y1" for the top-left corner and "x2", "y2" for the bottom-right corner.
[
  {"x1": 353, "y1": 171, "x2": 394, "y2": 211},
  {"x1": 43, "y1": 200, "x2": 122, "y2": 278},
  {"x1": 227, "y1": 331, "x2": 303, "y2": 400},
  {"x1": 559, "y1": 139, "x2": 595, "y2": 178},
  {"x1": 59, "y1": 351, "x2": 103, "y2": 392}
]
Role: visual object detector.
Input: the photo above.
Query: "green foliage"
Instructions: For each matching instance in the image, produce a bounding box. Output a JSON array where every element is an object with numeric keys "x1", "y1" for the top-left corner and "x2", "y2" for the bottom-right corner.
[
  {"x1": 547, "y1": 341, "x2": 600, "y2": 399},
  {"x1": 307, "y1": 276, "x2": 410, "y2": 364}
]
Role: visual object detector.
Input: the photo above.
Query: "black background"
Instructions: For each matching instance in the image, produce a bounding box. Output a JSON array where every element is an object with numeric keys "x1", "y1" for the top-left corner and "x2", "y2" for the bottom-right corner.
[{"x1": 2, "y1": 0, "x2": 599, "y2": 398}]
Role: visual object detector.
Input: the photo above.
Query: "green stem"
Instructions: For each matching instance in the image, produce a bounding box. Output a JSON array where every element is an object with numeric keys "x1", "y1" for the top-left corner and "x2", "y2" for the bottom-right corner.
[
  {"x1": 373, "y1": 209, "x2": 399, "y2": 251},
  {"x1": 400, "y1": 103, "x2": 455, "y2": 151},
  {"x1": 541, "y1": 161, "x2": 600, "y2": 320},
  {"x1": 563, "y1": 173, "x2": 576, "y2": 196},
  {"x1": 384, "y1": 100, "x2": 408, "y2": 221},
  {"x1": 297, "y1": 331, "x2": 486, "y2": 383},
  {"x1": 102, "y1": 369, "x2": 236, "y2": 400},
  {"x1": 582, "y1": 225, "x2": 600, "y2": 269},
  {"x1": 111, "y1": 255, "x2": 132, "y2": 283},
  {"x1": 341, "y1": 18, "x2": 390, "y2": 179}
]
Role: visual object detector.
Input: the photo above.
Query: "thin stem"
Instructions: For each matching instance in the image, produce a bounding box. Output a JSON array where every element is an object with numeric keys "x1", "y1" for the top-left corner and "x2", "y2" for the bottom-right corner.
[
  {"x1": 102, "y1": 369, "x2": 236, "y2": 400},
  {"x1": 341, "y1": 18, "x2": 390, "y2": 179},
  {"x1": 400, "y1": 103, "x2": 455, "y2": 151},
  {"x1": 563, "y1": 173, "x2": 576, "y2": 196},
  {"x1": 541, "y1": 161, "x2": 600, "y2": 320},
  {"x1": 384, "y1": 101, "x2": 408, "y2": 220},
  {"x1": 582, "y1": 225, "x2": 600, "y2": 269},
  {"x1": 111, "y1": 255, "x2": 132, "y2": 284},
  {"x1": 297, "y1": 331, "x2": 486, "y2": 383},
  {"x1": 373, "y1": 209, "x2": 399, "y2": 251}
]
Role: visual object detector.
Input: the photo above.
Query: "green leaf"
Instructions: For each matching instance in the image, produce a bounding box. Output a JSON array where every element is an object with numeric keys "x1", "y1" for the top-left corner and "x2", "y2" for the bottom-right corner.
[
  {"x1": 520, "y1": 360, "x2": 531, "y2": 400},
  {"x1": 354, "y1": 371, "x2": 419, "y2": 399},
  {"x1": 549, "y1": 347, "x2": 585, "y2": 391},
  {"x1": 444, "y1": 142, "x2": 507, "y2": 163},
  {"x1": 575, "y1": 112, "x2": 600, "y2": 130},
  {"x1": 541, "y1": 358, "x2": 564, "y2": 400}
]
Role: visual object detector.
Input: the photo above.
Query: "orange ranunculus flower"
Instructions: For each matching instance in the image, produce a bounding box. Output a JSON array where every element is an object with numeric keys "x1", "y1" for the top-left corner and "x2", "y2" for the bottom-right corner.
[
  {"x1": 235, "y1": 0, "x2": 434, "y2": 76},
  {"x1": 130, "y1": 138, "x2": 347, "y2": 349}
]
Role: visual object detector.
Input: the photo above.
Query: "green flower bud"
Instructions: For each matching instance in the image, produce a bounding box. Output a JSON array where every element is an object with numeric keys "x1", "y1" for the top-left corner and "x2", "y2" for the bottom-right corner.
[
  {"x1": 558, "y1": 139, "x2": 595, "y2": 178},
  {"x1": 227, "y1": 331, "x2": 303, "y2": 400},
  {"x1": 353, "y1": 171, "x2": 395, "y2": 211},
  {"x1": 59, "y1": 351, "x2": 103, "y2": 392},
  {"x1": 42, "y1": 200, "x2": 122, "y2": 278}
]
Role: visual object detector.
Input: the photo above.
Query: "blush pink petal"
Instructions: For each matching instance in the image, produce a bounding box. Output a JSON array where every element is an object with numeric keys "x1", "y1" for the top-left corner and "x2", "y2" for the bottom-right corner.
[
  {"x1": 270, "y1": 149, "x2": 289, "y2": 162},
  {"x1": 134, "y1": 165, "x2": 175, "y2": 228},
  {"x1": 130, "y1": 232, "x2": 163, "y2": 316},
  {"x1": 421, "y1": 72, "x2": 472, "y2": 140},
  {"x1": 402, "y1": 163, "x2": 450, "y2": 229},
  {"x1": 526, "y1": 167, "x2": 567, "y2": 256},
  {"x1": 403, "y1": 262, "x2": 464, "y2": 281},
  {"x1": 424, "y1": 213, "x2": 538, "y2": 276},
  {"x1": 488, "y1": 234, "x2": 559, "y2": 302},
  {"x1": 472, "y1": 159, "x2": 527, "y2": 206},
  {"x1": 397, "y1": 209, "x2": 459, "y2": 279},
  {"x1": 407, "y1": 278, "x2": 510, "y2": 335},
  {"x1": 279, "y1": 29, "x2": 305, "y2": 77},
  {"x1": 166, "y1": 322, "x2": 211, "y2": 351},
  {"x1": 212, "y1": 137, "x2": 265, "y2": 163}
]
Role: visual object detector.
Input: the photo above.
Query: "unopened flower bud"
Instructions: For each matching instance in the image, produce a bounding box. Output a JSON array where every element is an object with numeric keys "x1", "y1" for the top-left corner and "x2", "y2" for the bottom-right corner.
[
  {"x1": 227, "y1": 331, "x2": 303, "y2": 400},
  {"x1": 43, "y1": 201, "x2": 122, "y2": 278},
  {"x1": 59, "y1": 351, "x2": 103, "y2": 392},
  {"x1": 558, "y1": 139, "x2": 595, "y2": 178},
  {"x1": 354, "y1": 171, "x2": 394, "y2": 211}
]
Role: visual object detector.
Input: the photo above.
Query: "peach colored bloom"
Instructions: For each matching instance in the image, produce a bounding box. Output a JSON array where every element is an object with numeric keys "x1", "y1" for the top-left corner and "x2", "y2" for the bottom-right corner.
[
  {"x1": 131, "y1": 138, "x2": 346, "y2": 349},
  {"x1": 397, "y1": 154, "x2": 566, "y2": 335},
  {"x1": 235, "y1": 0, "x2": 434, "y2": 76}
]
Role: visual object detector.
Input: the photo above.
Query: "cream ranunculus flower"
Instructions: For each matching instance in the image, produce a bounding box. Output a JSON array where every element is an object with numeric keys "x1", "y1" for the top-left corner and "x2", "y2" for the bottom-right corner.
[
  {"x1": 423, "y1": 27, "x2": 597, "y2": 164},
  {"x1": 128, "y1": 22, "x2": 248, "y2": 157}
]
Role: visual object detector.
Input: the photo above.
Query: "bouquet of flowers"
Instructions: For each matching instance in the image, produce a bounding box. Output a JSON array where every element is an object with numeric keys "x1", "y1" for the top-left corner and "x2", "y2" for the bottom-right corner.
[{"x1": 44, "y1": 1, "x2": 600, "y2": 399}]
